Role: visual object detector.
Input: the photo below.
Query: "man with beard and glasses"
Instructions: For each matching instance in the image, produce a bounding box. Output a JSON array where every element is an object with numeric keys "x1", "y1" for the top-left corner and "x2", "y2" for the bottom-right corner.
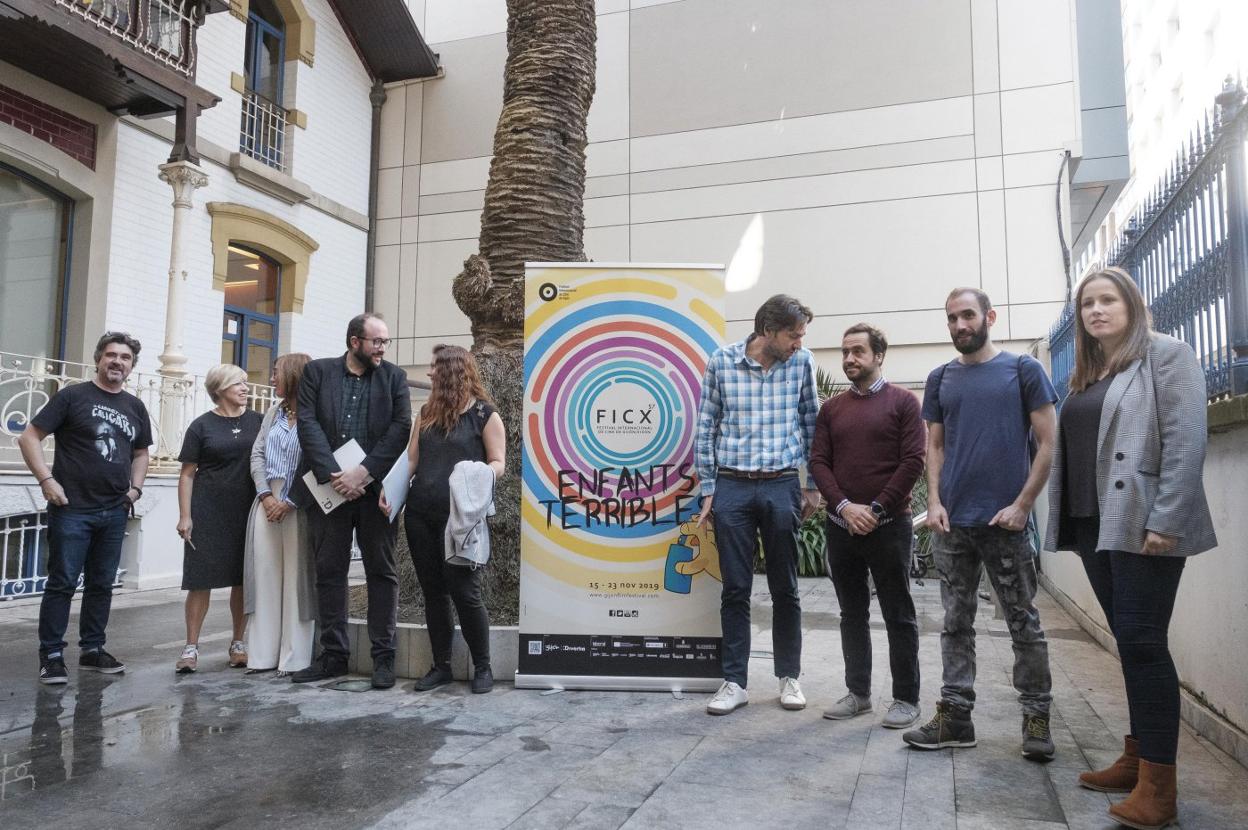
[
  {"x1": 19, "y1": 332, "x2": 152, "y2": 684},
  {"x1": 293, "y1": 313, "x2": 411, "y2": 689},
  {"x1": 810, "y1": 323, "x2": 925, "y2": 729},
  {"x1": 696, "y1": 294, "x2": 822, "y2": 716},
  {"x1": 901, "y1": 288, "x2": 1058, "y2": 761}
]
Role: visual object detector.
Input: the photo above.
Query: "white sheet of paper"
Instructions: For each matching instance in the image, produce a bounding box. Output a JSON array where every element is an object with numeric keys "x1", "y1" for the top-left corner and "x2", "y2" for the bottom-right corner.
[
  {"x1": 381, "y1": 454, "x2": 411, "y2": 524},
  {"x1": 302, "y1": 440, "x2": 370, "y2": 515}
]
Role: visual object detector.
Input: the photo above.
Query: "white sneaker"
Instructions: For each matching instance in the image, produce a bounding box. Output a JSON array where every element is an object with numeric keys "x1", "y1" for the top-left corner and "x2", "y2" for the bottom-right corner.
[
  {"x1": 706, "y1": 681, "x2": 749, "y2": 715},
  {"x1": 779, "y1": 677, "x2": 806, "y2": 710}
]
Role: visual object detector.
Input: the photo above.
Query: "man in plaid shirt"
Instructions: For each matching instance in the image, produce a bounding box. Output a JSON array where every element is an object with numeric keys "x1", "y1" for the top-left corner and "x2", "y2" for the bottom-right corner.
[{"x1": 696, "y1": 295, "x2": 822, "y2": 715}]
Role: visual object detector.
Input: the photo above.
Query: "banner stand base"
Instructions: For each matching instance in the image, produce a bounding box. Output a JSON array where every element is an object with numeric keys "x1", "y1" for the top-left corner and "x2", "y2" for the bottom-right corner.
[{"x1": 514, "y1": 673, "x2": 721, "y2": 694}]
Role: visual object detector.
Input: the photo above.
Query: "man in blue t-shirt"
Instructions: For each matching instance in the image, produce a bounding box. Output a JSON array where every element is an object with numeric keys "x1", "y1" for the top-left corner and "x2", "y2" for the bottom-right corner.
[{"x1": 902, "y1": 288, "x2": 1058, "y2": 762}]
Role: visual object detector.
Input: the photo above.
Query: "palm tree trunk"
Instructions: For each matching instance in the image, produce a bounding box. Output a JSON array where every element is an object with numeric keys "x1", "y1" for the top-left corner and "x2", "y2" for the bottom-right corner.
[{"x1": 452, "y1": 0, "x2": 597, "y2": 621}]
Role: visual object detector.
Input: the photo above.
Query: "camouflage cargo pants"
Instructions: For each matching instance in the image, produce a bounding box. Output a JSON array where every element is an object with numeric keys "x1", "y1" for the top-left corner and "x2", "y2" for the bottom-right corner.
[{"x1": 935, "y1": 526, "x2": 1051, "y2": 716}]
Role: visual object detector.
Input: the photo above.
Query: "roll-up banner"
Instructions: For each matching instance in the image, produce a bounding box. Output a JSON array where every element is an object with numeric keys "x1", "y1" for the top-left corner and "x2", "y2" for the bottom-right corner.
[{"x1": 516, "y1": 263, "x2": 726, "y2": 692}]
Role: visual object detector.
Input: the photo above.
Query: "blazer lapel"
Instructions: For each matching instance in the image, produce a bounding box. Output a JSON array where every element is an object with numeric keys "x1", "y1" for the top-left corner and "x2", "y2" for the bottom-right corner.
[
  {"x1": 328, "y1": 357, "x2": 346, "y2": 437},
  {"x1": 1097, "y1": 358, "x2": 1142, "y2": 451}
]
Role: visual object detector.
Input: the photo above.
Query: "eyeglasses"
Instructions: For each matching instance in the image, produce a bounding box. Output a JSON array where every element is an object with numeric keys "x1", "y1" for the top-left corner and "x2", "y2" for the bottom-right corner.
[{"x1": 356, "y1": 337, "x2": 391, "y2": 349}]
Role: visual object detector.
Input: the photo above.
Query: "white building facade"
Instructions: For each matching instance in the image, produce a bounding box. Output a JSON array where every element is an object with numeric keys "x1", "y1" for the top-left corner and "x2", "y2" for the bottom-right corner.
[
  {"x1": 1, "y1": 0, "x2": 437, "y2": 593},
  {"x1": 376, "y1": 0, "x2": 1127, "y2": 382}
]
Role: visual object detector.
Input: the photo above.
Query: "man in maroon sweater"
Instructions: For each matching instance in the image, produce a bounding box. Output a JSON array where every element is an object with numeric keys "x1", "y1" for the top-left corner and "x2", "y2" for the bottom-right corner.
[{"x1": 809, "y1": 323, "x2": 926, "y2": 728}]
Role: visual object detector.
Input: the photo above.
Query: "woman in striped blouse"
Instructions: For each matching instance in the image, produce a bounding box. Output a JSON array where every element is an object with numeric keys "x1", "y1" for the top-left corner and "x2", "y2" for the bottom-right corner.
[{"x1": 243, "y1": 353, "x2": 316, "y2": 676}]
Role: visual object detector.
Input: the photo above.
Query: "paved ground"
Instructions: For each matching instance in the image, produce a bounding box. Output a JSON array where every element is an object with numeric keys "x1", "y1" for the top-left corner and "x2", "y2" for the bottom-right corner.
[{"x1": 1, "y1": 577, "x2": 1246, "y2": 830}]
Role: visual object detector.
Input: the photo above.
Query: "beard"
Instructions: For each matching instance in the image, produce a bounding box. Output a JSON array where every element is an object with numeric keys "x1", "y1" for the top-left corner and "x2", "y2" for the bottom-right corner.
[
  {"x1": 953, "y1": 320, "x2": 989, "y2": 354},
  {"x1": 352, "y1": 344, "x2": 378, "y2": 368}
]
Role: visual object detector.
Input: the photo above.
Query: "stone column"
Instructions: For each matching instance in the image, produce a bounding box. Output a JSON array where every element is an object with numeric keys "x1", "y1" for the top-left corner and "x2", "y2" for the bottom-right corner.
[
  {"x1": 157, "y1": 160, "x2": 209, "y2": 377},
  {"x1": 155, "y1": 160, "x2": 208, "y2": 460}
]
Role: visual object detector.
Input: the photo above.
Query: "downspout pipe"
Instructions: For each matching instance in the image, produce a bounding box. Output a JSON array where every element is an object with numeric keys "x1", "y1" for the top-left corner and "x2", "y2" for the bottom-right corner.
[{"x1": 365, "y1": 79, "x2": 387, "y2": 312}]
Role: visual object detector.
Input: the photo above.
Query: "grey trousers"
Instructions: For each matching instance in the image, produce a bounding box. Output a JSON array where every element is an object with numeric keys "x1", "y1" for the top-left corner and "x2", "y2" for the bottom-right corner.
[{"x1": 935, "y1": 526, "x2": 1051, "y2": 716}]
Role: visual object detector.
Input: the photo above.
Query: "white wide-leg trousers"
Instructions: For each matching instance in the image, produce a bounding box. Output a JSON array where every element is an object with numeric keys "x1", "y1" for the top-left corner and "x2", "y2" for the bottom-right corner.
[{"x1": 246, "y1": 508, "x2": 314, "y2": 672}]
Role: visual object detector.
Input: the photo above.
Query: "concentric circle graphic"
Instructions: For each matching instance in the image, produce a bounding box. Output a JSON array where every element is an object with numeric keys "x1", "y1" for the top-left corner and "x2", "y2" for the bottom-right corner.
[{"x1": 524, "y1": 290, "x2": 719, "y2": 546}]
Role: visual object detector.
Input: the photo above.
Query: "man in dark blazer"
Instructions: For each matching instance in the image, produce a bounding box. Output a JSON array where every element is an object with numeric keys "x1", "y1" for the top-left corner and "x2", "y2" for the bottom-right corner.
[{"x1": 292, "y1": 312, "x2": 411, "y2": 688}]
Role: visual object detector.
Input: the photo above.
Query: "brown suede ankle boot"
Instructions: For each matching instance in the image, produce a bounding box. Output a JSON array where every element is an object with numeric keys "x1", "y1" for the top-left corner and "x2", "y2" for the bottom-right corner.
[
  {"x1": 1079, "y1": 735, "x2": 1139, "y2": 792},
  {"x1": 1108, "y1": 759, "x2": 1177, "y2": 830}
]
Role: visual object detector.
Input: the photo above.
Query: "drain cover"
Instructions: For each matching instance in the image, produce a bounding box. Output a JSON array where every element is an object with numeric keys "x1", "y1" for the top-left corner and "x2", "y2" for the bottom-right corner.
[{"x1": 328, "y1": 679, "x2": 373, "y2": 692}]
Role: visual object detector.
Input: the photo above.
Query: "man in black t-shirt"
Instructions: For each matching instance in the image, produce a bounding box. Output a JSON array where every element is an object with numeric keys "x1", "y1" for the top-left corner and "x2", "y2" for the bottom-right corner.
[{"x1": 19, "y1": 332, "x2": 152, "y2": 685}]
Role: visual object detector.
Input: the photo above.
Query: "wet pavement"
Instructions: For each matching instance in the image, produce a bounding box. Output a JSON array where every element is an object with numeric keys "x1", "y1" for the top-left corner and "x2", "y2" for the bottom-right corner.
[{"x1": 2, "y1": 579, "x2": 1247, "y2": 829}]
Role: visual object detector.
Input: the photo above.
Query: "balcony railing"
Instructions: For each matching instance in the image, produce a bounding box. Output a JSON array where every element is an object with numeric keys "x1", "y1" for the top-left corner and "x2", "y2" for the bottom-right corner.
[
  {"x1": 239, "y1": 89, "x2": 288, "y2": 172},
  {"x1": 0, "y1": 511, "x2": 127, "y2": 600},
  {"x1": 53, "y1": 0, "x2": 199, "y2": 77},
  {"x1": 1050, "y1": 80, "x2": 1248, "y2": 402},
  {"x1": 0, "y1": 351, "x2": 276, "y2": 474}
]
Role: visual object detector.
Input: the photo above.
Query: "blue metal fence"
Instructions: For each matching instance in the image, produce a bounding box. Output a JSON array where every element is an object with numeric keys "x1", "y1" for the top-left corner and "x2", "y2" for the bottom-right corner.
[{"x1": 1050, "y1": 79, "x2": 1248, "y2": 403}]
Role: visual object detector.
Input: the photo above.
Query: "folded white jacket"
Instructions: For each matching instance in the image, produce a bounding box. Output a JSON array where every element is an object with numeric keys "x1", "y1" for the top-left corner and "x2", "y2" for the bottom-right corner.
[{"x1": 445, "y1": 460, "x2": 496, "y2": 568}]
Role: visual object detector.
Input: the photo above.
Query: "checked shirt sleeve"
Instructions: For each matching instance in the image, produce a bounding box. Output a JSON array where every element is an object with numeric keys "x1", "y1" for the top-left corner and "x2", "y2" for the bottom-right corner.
[
  {"x1": 797, "y1": 355, "x2": 820, "y2": 490},
  {"x1": 695, "y1": 354, "x2": 723, "y2": 498}
]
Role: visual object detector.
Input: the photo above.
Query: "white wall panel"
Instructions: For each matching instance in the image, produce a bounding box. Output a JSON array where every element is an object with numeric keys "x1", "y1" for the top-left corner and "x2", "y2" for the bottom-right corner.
[
  {"x1": 413, "y1": 239, "x2": 476, "y2": 338},
  {"x1": 630, "y1": 97, "x2": 974, "y2": 172},
  {"x1": 969, "y1": 0, "x2": 1000, "y2": 94},
  {"x1": 630, "y1": 160, "x2": 976, "y2": 225},
  {"x1": 588, "y1": 12, "x2": 630, "y2": 143},
  {"x1": 976, "y1": 156, "x2": 1004, "y2": 190},
  {"x1": 419, "y1": 156, "x2": 492, "y2": 196},
  {"x1": 1000, "y1": 83, "x2": 1078, "y2": 155},
  {"x1": 1005, "y1": 185, "x2": 1068, "y2": 306},
  {"x1": 997, "y1": 0, "x2": 1075, "y2": 90},
  {"x1": 1003, "y1": 150, "x2": 1066, "y2": 189},
  {"x1": 973, "y1": 93, "x2": 1003, "y2": 156},
  {"x1": 424, "y1": 0, "x2": 506, "y2": 44},
  {"x1": 977, "y1": 189, "x2": 1009, "y2": 304},
  {"x1": 418, "y1": 210, "x2": 481, "y2": 243}
]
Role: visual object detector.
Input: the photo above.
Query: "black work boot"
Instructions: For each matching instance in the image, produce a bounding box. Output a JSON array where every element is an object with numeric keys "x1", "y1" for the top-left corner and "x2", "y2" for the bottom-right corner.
[
  {"x1": 1021, "y1": 713, "x2": 1055, "y2": 761},
  {"x1": 902, "y1": 700, "x2": 977, "y2": 749}
]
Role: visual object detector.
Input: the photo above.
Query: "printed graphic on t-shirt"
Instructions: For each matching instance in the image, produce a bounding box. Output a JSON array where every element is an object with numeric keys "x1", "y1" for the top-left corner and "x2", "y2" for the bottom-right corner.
[{"x1": 90, "y1": 404, "x2": 138, "y2": 462}]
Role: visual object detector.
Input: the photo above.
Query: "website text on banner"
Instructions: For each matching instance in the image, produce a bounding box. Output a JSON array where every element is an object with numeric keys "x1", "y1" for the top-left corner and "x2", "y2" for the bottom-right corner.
[{"x1": 516, "y1": 263, "x2": 726, "y2": 692}]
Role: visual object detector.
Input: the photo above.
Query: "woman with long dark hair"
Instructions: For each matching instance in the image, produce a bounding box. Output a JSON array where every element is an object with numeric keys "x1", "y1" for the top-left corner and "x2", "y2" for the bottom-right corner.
[
  {"x1": 381, "y1": 345, "x2": 505, "y2": 693},
  {"x1": 1045, "y1": 267, "x2": 1216, "y2": 830}
]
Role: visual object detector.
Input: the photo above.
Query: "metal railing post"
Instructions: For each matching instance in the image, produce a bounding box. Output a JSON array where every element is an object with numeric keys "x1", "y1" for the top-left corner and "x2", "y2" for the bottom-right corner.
[{"x1": 1217, "y1": 79, "x2": 1248, "y2": 396}]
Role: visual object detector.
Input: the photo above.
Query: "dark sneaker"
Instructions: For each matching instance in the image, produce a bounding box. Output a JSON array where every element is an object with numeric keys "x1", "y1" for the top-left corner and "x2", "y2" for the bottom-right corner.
[
  {"x1": 470, "y1": 666, "x2": 494, "y2": 694},
  {"x1": 372, "y1": 655, "x2": 396, "y2": 690},
  {"x1": 291, "y1": 654, "x2": 348, "y2": 684},
  {"x1": 39, "y1": 656, "x2": 68, "y2": 685},
  {"x1": 413, "y1": 663, "x2": 454, "y2": 692},
  {"x1": 902, "y1": 701, "x2": 977, "y2": 749},
  {"x1": 1022, "y1": 714, "x2": 1055, "y2": 761},
  {"x1": 79, "y1": 649, "x2": 125, "y2": 674}
]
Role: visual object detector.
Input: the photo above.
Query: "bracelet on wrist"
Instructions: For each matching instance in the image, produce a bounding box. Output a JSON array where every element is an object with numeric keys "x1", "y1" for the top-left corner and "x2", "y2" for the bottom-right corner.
[{"x1": 38, "y1": 475, "x2": 54, "y2": 485}]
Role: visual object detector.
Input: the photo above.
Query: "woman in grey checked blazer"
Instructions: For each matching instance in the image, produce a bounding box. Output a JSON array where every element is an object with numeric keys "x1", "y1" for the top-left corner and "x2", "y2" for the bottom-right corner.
[{"x1": 1045, "y1": 267, "x2": 1216, "y2": 830}]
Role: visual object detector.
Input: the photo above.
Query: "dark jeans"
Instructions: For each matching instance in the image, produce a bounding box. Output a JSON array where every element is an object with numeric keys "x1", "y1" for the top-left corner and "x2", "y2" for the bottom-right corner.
[
  {"x1": 1072, "y1": 516, "x2": 1186, "y2": 765},
  {"x1": 935, "y1": 526, "x2": 1052, "y2": 715},
  {"x1": 712, "y1": 474, "x2": 803, "y2": 687},
  {"x1": 826, "y1": 519, "x2": 919, "y2": 704},
  {"x1": 307, "y1": 497, "x2": 398, "y2": 662},
  {"x1": 38, "y1": 505, "x2": 128, "y2": 658},
  {"x1": 405, "y1": 508, "x2": 491, "y2": 669}
]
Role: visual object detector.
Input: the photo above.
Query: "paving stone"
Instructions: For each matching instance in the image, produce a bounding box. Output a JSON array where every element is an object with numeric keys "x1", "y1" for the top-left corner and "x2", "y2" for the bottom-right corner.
[
  {"x1": 846, "y1": 772, "x2": 906, "y2": 828},
  {"x1": 622, "y1": 780, "x2": 852, "y2": 830}
]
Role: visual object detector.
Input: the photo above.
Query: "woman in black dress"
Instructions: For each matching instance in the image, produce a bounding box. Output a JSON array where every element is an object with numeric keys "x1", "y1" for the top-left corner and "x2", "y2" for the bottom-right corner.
[
  {"x1": 381, "y1": 345, "x2": 505, "y2": 694},
  {"x1": 175, "y1": 364, "x2": 263, "y2": 673}
]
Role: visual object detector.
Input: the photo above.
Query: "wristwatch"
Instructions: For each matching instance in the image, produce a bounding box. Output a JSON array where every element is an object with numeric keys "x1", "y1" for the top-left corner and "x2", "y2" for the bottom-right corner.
[{"x1": 870, "y1": 501, "x2": 886, "y2": 518}]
